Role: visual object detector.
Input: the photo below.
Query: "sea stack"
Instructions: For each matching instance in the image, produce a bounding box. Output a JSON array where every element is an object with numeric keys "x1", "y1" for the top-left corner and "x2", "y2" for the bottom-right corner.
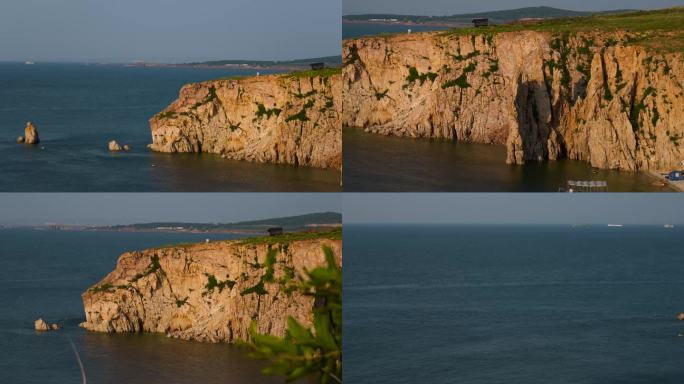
[
  {"x1": 34, "y1": 318, "x2": 49, "y2": 331},
  {"x1": 108, "y1": 140, "x2": 123, "y2": 151},
  {"x1": 23, "y1": 122, "x2": 39, "y2": 144}
]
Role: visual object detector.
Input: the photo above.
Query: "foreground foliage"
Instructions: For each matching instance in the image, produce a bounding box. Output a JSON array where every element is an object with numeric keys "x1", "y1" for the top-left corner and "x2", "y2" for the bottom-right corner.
[{"x1": 246, "y1": 245, "x2": 342, "y2": 383}]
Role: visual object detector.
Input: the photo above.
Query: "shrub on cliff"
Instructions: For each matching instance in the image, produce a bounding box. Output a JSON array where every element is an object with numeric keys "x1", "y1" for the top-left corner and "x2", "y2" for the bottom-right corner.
[{"x1": 246, "y1": 245, "x2": 342, "y2": 383}]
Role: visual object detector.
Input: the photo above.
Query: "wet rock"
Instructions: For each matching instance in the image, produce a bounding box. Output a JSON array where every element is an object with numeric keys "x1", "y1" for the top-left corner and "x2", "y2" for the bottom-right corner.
[
  {"x1": 24, "y1": 122, "x2": 40, "y2": 144},
  {"x1": 108, "y1": 140, "x2": 123, "y2": 151},
  {"x1": 50, "y1": 323, "x2": 61, "y2": 330},
  {"x1": 123, "y1": 144, "x2": 131, "y2": 151},
  {"x1": 34, "y1": 318, "x2": 49, "y2": 331},
  {"x1": 678, "y1": 313, "x2": 684, "y2": 321},
  {"x1": 16, "y1": 136, "x2": 24, "y2": 143}
]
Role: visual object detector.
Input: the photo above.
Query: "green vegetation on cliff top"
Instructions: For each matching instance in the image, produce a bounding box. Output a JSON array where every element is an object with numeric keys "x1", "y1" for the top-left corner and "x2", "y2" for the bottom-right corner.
[
  {"x1": 443, "y1": 8, "x2": 684, "y2": 52},
  {"x1": 238, "y1": 228, "x2": 342, "y2": 246},
  {"x1": 284, "y1": 67, "x2": 342, "y2": 79}
]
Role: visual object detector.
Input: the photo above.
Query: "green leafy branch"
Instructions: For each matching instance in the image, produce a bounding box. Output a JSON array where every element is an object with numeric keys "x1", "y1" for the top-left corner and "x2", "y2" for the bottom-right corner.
[{"x1": 246, "y1": 246, "x2": 342, "y2": 383}]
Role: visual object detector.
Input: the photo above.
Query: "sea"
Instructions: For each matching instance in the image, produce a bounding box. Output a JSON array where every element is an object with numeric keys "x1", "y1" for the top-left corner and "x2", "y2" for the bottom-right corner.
[
  {"x1": 344, "y1": 224, "x2": 684, "y2": 383},
  {"x1": 343, "y1": 22, "x2": 450, "y2": 39},
  {"x1": 0, "y1": 228, "x2": 283, "y2": 384},
  {"x1": 344, "y1": 128, "x2": 668, "y2": 192},
  {"x1": 0, "y1": 63, "x2": 340, "y2": 192}
]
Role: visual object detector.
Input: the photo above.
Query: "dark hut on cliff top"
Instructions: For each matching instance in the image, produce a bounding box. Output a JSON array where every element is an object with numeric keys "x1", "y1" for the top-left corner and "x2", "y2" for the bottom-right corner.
[
  {"x1": 310, "y1": 62, "x2": 325, "y2": 70},
  {"x1": 472, "y1": 18, "x2": 489, "y2": 27},
  {"x1": 267, "y1": 227, "x2": 284, "y2": 236}
]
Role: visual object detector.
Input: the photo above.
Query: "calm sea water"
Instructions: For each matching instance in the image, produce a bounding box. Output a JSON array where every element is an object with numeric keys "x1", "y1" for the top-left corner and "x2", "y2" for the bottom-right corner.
[
  {"x1": 343, "y1": 22, "x2": 450, "y2": 39},
  {"x1": 0, "y1": 228, "x2": 283, "y2": 384},
  {"x1": 0, "y1": 63, "x2": 340, "y2": 191},
  {"x1": 344, "y1": 128, "x2": 668, "y2": 192},
  {"x1": 345, "y1": 224, "x2": 684, "y2": 383}
]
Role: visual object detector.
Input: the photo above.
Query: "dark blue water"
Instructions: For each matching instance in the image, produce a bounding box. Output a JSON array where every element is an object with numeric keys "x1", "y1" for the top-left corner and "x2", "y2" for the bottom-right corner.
[
  {"x1": 0, "y1": 228, "x2": 282, "y2": 384},
  {"x1": 343, "y1": 22, "x2": 449, "y2": 39},
  {"x1": 345, "y1": 225, "x2": 684, "y2": 383},
  {"x1": 344, "y1": 128, "x2": 667, "y2": 192},
  {"x1": 0, "y1": 63, "x2": 340, "y2": 191}
]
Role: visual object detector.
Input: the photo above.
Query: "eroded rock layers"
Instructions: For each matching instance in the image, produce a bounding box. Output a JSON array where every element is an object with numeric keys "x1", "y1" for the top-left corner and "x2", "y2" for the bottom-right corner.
[{"x1": 343, "y1": 30, "x2": 684, "y2": 171}]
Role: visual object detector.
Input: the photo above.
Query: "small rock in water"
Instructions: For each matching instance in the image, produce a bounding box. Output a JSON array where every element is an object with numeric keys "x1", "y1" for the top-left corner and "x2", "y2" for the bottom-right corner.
[
  {"x1": 24, "y1": 122, "x2": 40, "y2": 144},
  {"x1": 678, "y1": 313, "x2": 684, "y2": 321},
  {"x1": 34, "y1": 318, "x2": 49, "y2": 331},
  {"x1": 50, "y1": 323, "x2": 61, "y2": 331},
  {"x1": 108, "y1": 140, "x2": 123, "y2": 151},
  {"x1": 16, "y1": 136, "x2": 24, "y2": 143},
  {"x1": 123, "y1": 144, "x2": 131, "y2": 151}
]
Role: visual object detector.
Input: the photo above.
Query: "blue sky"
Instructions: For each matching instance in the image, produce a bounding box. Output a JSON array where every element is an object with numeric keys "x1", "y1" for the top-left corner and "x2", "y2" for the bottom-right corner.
[
  {"x1": 343, "y1": 0, "x2": 684, "y2": 15},
  {"x1": 0, "y1": 193, "x2": 341, "y2": 226},
  {"x1": 343, "y1": 194, "x2": 684, "y2": 224},
  {"x1": 0, "y1": 0, "x2": 340, "y2": 62}
]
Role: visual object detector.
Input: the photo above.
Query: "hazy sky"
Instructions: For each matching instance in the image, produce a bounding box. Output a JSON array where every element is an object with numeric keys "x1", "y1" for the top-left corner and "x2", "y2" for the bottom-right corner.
[
  {"x1": 0, "y1": 193, "x2": 341, "y2": 226},
  {"x1": 344, "y1": 194, "x2": 684, "y2": 225},
  {"x1": 0, "y1": 0, "x2": 340, "y2": 63},
  {"x1": 343, "y1": 0, "x2": 684, "y2": 15}
]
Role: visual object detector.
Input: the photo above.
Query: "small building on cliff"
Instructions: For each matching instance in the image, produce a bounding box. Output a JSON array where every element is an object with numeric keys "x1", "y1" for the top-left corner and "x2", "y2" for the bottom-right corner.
[
  {"x1": 310, "y1": 62, "x2": 325, "y2": 70},
  {"x1": 472, "y1": 18, "x2": 489, "y2": 27},
  {"x1": 267, "y1": 227, "x2": 284, "y2": 236}
]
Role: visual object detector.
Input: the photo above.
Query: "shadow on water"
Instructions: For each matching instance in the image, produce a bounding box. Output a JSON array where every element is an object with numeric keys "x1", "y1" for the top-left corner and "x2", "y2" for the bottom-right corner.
[{"x1": 343, "y1": 127, "x2": 669, "y2": 192}]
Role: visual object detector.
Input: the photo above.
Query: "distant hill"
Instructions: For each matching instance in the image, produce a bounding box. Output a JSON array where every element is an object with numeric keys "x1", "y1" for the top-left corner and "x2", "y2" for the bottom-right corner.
[
  {"x1": 185, "y1": 55, "x2": 342, "y2": 68},
  {"x1": 343, "y1": 6, "x2": 635, "y2": 25},
  {"x1": 102, "y1": 212, "x2": 342, "y2": 233}
]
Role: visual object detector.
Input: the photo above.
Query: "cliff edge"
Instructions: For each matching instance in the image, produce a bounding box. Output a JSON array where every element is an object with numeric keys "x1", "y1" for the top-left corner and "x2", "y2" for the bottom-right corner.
[
  {"x1": 80, "y1": 231, "x2": 342, "y2": 343},
  {"x1": 149, "y1": 70, "x2": 342, "y2": 169},
  {"x1": 343, "y1": 9, "x2": 684, "y2": 171}
]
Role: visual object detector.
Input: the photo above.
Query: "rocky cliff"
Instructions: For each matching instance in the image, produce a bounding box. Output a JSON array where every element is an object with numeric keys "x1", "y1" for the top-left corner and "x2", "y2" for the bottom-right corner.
[
  {"x1": 149, "y1": 71, "x2": 342, "y2": 169},
  {"x1": 80, "y1": 233, "x2": 342, "y2": 343},
  {"x1": 343, "y1": 28, "x2": 684, "y2": 171}
]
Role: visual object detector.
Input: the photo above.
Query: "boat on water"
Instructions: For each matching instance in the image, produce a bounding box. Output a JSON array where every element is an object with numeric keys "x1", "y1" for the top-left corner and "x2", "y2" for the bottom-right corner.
[
  {"x1": 559, "y1": 180, "x2": 608, "y2": 193},
  {"x1": 24, "y1": 61, "x2": 34, "y2": 65},
  {"x1": 607, "y1": 224, "x2": 624, "y2": 227},
  {"x1": 664, "y1": 224, "x2": 675, "y2": 228}
]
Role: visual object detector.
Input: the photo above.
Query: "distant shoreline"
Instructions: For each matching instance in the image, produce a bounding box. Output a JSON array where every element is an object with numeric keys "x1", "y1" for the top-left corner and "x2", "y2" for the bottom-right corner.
[
  {"x1": 4, "y1": 223, "x2": 342, "y2": 235},
  {"x1": 125, "y1": 62, "x2": 318, "y2": 72},
  {"x1": 343, "y1": 19, "x2": 464, "y2": 28}
]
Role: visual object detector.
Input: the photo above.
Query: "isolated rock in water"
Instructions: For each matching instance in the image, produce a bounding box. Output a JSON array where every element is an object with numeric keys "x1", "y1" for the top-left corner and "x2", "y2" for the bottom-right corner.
[
  {"x1": 16, "y1": 136, "x2": 24, "y2": 143},
  {"x1": 50, "y1": 323, "x2": 61, "y2": 330},
  {"x1": 123, "y1": 144, "x2": 131, "y2": 151},
  {"x1": 24, "y1": 122, "x2": 39, "y2": 144},
  {"x1": 108, "y1": 140, "x2": 123, "y2": 151},
  {"x1": 34, "y1": 318, "x2": 49, "y2": 331},
  {"x1": 678, "y1": 313, "x2": 684, "y2": 321}
]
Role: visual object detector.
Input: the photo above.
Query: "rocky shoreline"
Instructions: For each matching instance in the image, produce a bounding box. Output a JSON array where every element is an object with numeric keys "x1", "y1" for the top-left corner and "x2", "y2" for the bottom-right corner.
[
  {"x1": 148, "y1": 71, "x2": 342, "y2": 170},
  {"x1": 343, "y1": 28, "x2": 684, "y2": 172},
  {"x1": 80, "y1": 231, "x2": 342, "y2": 343}
]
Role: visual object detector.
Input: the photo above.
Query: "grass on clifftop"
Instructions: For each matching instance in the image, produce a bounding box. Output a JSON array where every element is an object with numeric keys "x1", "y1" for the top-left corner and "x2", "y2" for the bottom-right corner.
[
  {"x1": 283, "y1": 67, "x2": 342, "y2": 79},
  {"x1": 443, "y1": 7, "x2": 684, "y2": 52},
  {"x1": 151, "y1": 228, "x2": 341, "y2": 250},
  {"x1": 238, "y1": 228, "x2": 342, "y2": 246}
]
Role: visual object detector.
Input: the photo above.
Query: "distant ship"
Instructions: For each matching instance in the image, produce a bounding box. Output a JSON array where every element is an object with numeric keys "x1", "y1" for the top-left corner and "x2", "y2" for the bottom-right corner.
[
  {"x1": 607, "y1": 224, "x2": 624, "y2": 227},
  {"x1": 24, "y1": 61, "x2": 34, "y2": 65},
  {"x1": 664, "y1": 224, "x2": 675, "y2": 228}
]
